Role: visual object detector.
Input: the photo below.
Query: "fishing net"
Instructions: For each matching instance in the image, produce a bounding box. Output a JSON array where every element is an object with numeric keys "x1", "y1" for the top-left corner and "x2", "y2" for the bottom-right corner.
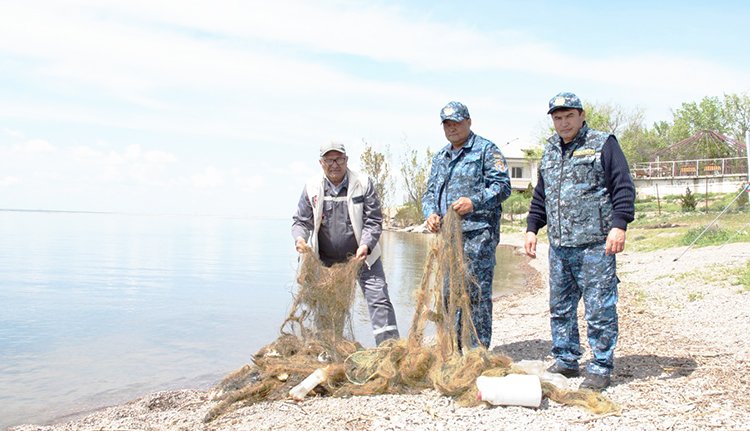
[{"x1": 204, "y1": 210, "x2": 619, "y2": 422}]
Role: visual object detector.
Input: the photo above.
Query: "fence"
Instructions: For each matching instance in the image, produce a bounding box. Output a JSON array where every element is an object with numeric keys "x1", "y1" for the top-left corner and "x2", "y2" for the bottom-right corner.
[{"x1": 631, "y1": 157, "x2": 748, "y2": 179}]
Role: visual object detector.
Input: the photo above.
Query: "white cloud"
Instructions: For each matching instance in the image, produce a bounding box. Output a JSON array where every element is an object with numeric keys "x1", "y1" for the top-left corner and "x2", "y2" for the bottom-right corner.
[
  {"x1": 61, "y1": 0, "x2": 742, "y2": 96},
  {"x1": 283, "y1": 161, "x2": 318, "y2": 177},
  {"x1": 0, "y1": 176, "x2": 20, "y2": 186},
  {"x1": 70, "y1": 145, "x2": 104, "y2": 160},
  {"x1": 11, "y1": 139, "x2": 57, "y2": 153},
  {"x1": 123, "y1": 144, "x2": 142, "y2": 160},
  {"x1": 145, "y1": 150, "x2": 178, "y2": 164},
  {"x1": 3, "y1": 128, "x2": 24, "y2": 138},
  {"x1": 2, "y1": 0, "x2": 741, "y2": 153},
  {"x1": 235, "y1": 175, "x2": 264, "y2": 192},
  {"x1": 65, "y1": 143, "x2": 177, "y2": 168},
  {"x1": 190, "y1": 166, "x2": 224, "y2": 188}
]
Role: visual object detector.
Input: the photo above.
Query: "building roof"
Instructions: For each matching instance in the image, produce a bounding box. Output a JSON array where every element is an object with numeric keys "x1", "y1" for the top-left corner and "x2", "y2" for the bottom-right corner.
[{"x1": 498, "y1": 138, "x2": 536, "y2": 160}]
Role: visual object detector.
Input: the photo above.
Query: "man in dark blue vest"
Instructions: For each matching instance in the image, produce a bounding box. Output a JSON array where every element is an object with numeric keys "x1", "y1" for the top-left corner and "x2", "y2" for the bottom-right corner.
[{"x1": 524, "y1": 92, "x2": 635, "y2": 390}]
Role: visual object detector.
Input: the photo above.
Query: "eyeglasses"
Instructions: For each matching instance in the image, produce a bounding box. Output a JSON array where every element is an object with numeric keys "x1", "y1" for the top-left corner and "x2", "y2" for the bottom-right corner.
[{"x1": 321, "y1": 156, "x2": 347, "y2": 166}]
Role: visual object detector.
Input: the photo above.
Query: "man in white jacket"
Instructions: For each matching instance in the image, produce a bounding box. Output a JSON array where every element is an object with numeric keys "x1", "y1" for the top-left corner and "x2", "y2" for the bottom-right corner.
[{"x1": 292, "y1": 141, "x2": 399, "y2": 345}]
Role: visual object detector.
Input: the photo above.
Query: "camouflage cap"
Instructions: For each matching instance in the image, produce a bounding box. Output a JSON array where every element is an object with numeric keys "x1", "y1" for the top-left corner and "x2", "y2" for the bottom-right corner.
[
  {"x1": 320, "y1": 140, "x2": 346, "y2": 157},
  {"x1": 547, "y1": 92, "x2": 583, "y2": 114},
  {"x1": 440, "y1": 101, "x2": 470, "y2": 123}
]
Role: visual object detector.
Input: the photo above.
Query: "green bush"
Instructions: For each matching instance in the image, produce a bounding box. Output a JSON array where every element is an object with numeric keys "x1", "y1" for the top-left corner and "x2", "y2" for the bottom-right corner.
[
  {"x1": 680, "y1": 187, "x2": 697, "y2": 212},
  {"x1": 394, "y1": 202, "x2": 424, "y2": 227},
  {"x1": 522, "y1": 183, "x2": 534, "y2": 199},
  {"x1": 502, "y1": 191, "x2": 530, "y2": 216}
]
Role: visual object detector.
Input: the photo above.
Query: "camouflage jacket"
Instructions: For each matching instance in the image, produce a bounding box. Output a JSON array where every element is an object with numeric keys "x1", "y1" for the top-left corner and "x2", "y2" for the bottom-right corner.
[
  {"x1": 422, "y1": 132, "x2": 511, "y2": 233},
  {"x1": 538, "y1": 124, "x2": 621, "y2": 247}
]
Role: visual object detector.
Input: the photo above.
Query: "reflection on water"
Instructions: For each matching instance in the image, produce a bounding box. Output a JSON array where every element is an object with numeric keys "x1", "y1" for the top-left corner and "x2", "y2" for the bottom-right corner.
[{"x1": 352, "y1": 230, "x2": 527, "y2": 346}]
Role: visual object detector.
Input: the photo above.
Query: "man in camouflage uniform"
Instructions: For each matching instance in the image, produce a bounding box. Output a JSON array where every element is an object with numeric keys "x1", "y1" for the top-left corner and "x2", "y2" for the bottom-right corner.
[
  {"x1": 524, "y1": 92, "x2": 635, "y2": 390},
  {"x1": 422, "y1": 101, "x2": 511, "y2": 349}
]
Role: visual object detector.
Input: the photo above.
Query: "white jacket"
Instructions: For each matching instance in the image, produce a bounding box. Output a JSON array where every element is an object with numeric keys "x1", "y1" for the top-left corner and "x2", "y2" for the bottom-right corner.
[{"x1": 304, "y1": 169, "x2": 382, "y2": 269}]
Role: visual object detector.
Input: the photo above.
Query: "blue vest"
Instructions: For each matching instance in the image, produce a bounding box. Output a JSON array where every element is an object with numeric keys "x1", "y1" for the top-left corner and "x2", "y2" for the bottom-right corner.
[{"x1": 540, "y1": 124, "x2": 613, "y2": 247}]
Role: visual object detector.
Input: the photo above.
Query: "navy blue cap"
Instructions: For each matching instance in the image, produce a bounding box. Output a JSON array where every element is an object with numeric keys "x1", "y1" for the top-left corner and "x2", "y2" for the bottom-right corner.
[
  {"x1": 547, "y1": 92, "x2": 583, "y2": 114},
  {"x1": 440, "y1": 101, "x2": 470, "y2": 123}
]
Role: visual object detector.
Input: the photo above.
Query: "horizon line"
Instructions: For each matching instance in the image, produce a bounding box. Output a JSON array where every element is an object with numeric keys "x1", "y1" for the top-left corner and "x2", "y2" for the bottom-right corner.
[{"x1": 0, "y1": 208, "x2": 286, "y2": 220}]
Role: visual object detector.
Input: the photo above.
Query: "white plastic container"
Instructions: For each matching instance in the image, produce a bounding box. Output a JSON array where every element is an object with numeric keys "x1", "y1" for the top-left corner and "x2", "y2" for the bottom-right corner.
[
  {"x1": 510, "y1": 360, "x2": 569, "y2": 389},
  {"x1": 476, "y1": 374, "x2": 542, "y2": 408},
  {"x1": 540, "y1": 371, "x2": 569, "y2": 389},
  {"x1": 289, "y1": 367, "x2": 329, "y2": 401},
  {"x1": 511, "y1": 360, "x2": 546, "y2": 376}
]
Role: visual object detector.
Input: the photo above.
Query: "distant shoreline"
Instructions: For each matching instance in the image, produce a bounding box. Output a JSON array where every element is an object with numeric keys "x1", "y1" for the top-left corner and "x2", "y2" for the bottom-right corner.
[{"x1": 0, "y1": 209, "x2": 286, "y2": 220}]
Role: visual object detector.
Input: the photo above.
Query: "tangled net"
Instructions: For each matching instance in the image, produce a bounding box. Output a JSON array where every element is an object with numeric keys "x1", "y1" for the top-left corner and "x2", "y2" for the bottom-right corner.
[{"x1": 204, "y1": 210, "x2": 619, "y2": 422}]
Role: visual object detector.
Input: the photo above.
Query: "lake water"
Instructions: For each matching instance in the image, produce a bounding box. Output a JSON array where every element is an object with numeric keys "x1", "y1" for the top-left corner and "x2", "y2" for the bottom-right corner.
[{"x1": 0, "y1": 211, "x2": 526, "y2": 428}]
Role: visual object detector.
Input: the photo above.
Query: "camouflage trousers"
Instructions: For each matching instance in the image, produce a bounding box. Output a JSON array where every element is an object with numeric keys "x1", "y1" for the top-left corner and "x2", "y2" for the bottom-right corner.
[
  {"x1": 445, "y1": 228, "x2": 497, "y2": 349},
  {"x1": 548, "y1": 243, "x2": 619, "y2": 376}
]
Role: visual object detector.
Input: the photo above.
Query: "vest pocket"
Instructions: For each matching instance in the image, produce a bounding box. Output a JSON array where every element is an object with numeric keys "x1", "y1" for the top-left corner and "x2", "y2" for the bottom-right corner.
[{"x1": 569, "y1": 155, "x2": 597, "y2": 183}]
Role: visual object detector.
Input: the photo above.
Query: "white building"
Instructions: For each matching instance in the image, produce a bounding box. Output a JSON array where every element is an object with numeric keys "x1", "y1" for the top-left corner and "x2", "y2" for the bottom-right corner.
[{"x1": 498, "y1": 138, "x2": 540, "y2": 191}]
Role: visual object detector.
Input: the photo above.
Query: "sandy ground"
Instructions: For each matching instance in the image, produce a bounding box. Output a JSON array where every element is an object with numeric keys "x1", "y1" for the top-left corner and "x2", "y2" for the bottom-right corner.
[{"x1": 9, "y1": 231, "x2": 750, "y2": 431}]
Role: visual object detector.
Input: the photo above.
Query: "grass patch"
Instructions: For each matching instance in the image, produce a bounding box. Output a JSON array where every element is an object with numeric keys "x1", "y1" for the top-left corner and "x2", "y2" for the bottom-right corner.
[
  {"x1": 622, "y1": 282, "x2": 648, "y2": 306},
  {"x1": 679, "y1": 225, "x2": 733, "y2": 247},
  {"x1": 673, "y1": 264, "x2": 741, "y2": 284},
  {"x1": 734, "y1": 261, "x2": 750, "y2": 292},
  {"x1": 667, "y1": 263, "x2": 750, "y2": 295},
  {"x1": 627, "y1": 212, "x2": 750, "y2": 252},
  {"x1": 632, "y1": 288, "x2": 647, "y2": 305}
]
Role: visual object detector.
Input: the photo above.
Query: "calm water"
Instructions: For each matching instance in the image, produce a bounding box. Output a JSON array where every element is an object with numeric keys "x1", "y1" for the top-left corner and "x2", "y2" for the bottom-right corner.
[{"x1": 0, "y1": 211, "x2": 525, "y2": 428}]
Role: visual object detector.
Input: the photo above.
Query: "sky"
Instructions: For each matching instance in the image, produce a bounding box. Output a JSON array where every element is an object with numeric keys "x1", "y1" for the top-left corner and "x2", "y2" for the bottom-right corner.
[{"x1": 1, "y1": 0, "x2": 749, "y2": 217}]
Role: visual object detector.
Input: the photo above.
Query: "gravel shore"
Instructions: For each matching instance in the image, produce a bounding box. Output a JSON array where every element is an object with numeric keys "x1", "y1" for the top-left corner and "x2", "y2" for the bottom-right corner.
[{"x1": 10, "y1": 232, "x2": 750, "y2": 431}]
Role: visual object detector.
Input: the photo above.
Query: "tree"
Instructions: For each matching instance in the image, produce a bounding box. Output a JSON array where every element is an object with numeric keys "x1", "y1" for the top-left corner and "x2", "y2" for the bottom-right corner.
[
  {"x1": 722, "y1": 92, "x2": 750, "y2": 141},
  {"x1": 680, "y1": 187, "x2": 697, "y2": 212},
  {"x1": 580, "y1": 101, "x2": 666, "y2": 164},
  {"x1": 359, "y1": 140, "x2": 395, "y2": 209},
  {"x1": 501, "y1": 191, "x2": 530, "y2": 224},
  {"x1": 582, "y1": 101, "x2": 635, "y2": 135},
  {"x1": 670, "y1": 96, "x2": 727, "y2": 142},
  {"x1": 523, "y1": 144, "x2": 544, "y2": 161},
  {"x1": 651, "y1": 92, "x2": 750, "y2": 154},
  {"x1": 522, "y1": 182, "x2": 534, "y2": 199},
  {"x1": 619, "y1": 121, "x2": 670, "y2": 164},
  {"x1": 398, "y1": 142, "x2": 433, "y2": 225}
]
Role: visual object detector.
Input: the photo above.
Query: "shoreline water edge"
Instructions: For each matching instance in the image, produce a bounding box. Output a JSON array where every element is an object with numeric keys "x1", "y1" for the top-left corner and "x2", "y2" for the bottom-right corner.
[{"x1": 8, "y1": 230, "x2": 750, "y2": 431}]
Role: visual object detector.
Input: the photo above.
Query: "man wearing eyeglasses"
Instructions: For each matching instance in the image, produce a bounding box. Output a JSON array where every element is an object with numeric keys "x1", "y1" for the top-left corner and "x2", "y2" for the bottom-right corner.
[{"x1": 292, "y1": 141, "x2": 399, "y2": 346}]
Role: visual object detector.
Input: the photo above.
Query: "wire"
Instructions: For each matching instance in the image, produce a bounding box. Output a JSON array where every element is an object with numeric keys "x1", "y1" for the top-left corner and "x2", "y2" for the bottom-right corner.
[
  {"x1": 718, "y1": 182, "x2": 750, "y2": 249},
  {"x1": 673, "y1": 183, "x2": 750, "y2": 261}
]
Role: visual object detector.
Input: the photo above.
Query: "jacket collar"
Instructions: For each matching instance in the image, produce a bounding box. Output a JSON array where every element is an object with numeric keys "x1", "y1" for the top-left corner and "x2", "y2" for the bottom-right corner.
[
  {"x1": 551, "y1": 122, "x2": 589, "y2": 150},
  {"x1": 442, "y1": 131, "x2": 476, "y2": 155}
]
